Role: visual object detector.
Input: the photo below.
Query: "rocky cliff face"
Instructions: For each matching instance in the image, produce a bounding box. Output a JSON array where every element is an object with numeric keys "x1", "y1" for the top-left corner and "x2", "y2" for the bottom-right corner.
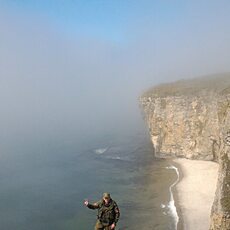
[{"x1": 140, "y1": 74, "x2": 230, "y2": 229}]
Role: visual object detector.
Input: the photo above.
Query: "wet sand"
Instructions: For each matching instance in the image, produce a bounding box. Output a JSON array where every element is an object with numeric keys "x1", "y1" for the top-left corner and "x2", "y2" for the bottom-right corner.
[{"x1": 173, "y1": 158, "x2": 219, "y2": 230}]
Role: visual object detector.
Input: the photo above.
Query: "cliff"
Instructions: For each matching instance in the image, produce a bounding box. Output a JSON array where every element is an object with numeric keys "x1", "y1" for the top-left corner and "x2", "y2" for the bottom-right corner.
[{"x1": 140, "y1": 74, "x2": 230, "y2": 229}]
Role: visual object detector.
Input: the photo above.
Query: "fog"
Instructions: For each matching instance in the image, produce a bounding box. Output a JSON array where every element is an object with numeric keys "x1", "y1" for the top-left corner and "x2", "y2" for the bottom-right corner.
[{"x1": 1, "y1": 1, "x2": 230, "y2": 154}]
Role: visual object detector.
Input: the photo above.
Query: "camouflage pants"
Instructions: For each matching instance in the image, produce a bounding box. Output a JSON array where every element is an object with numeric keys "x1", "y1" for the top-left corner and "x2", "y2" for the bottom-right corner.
[{"x1": 94, "y1": 220, "x2": 115, "y2": 230}]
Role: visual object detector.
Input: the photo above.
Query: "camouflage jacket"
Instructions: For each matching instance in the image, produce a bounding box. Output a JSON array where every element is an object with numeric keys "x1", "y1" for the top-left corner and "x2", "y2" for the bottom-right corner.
[{"x1": 87, "y1": 199, "x2": 120, "y2": 226}]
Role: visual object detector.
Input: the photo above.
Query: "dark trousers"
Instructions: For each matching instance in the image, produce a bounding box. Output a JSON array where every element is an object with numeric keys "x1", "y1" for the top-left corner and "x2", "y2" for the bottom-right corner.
[{"x1": 94, "y1": 220, "x2": 115, "y2": 230}]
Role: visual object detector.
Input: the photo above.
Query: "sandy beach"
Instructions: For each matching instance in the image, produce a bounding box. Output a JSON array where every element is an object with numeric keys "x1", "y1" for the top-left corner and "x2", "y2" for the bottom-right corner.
[{"x1": 173, "y1": 158, "x2": 219, "y2": 230}]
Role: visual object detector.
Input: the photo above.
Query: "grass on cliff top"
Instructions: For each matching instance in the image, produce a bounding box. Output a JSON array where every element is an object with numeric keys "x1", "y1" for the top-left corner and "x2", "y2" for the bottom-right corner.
[{"x1": 142, "y1": 73, "x2": 230, "y2": 98}]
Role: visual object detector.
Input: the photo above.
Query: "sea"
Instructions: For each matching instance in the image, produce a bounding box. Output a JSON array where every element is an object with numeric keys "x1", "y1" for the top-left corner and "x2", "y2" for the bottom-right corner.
[{"x1": 0, "y1": 119, "x2": 179, "y2": 230}]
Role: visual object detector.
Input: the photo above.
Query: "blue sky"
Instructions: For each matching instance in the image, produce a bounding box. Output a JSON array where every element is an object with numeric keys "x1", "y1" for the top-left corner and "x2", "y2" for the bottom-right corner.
[
  {"x1": 0, "y1": 0, "x2": 190, "y2": 42},
  {"x1": 1, "y1": 0, "x2": 134, "y2": 42},
  {"x1": 1, "y1": 0, "x2": 230, "y2": 140}
]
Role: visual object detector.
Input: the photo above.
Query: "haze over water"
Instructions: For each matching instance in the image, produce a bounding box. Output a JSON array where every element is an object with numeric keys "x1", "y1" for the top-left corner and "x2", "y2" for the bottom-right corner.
[{"x1": 0, "y1": 114, "x2": 179, "y2": 229}]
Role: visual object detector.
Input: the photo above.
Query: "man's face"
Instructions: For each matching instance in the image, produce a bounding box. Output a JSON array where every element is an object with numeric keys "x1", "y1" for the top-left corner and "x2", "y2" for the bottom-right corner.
[{"x1": 103, "y1": 197, "x2": 110, "y2": 204}]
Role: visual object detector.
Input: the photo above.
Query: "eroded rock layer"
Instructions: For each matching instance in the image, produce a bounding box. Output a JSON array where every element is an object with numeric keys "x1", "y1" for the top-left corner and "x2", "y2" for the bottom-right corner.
[{"x1": 140, "y1": 74, "x2": 230, "y2": 229}]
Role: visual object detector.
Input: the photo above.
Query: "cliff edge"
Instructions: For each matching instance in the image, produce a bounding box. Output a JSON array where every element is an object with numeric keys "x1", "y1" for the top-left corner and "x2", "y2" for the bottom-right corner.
[{"x1": 140, "y1": 74, "x2": 230, "y2": 229}]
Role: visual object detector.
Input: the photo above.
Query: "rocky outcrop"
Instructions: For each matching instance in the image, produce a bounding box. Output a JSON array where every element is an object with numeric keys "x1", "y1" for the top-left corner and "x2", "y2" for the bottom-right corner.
[
  {"x1": 140, "y1": 74, "x2": 230, "y2": 229},
  {"x1": 210, "y1": 146, "x2": 230, "y2": 230}
]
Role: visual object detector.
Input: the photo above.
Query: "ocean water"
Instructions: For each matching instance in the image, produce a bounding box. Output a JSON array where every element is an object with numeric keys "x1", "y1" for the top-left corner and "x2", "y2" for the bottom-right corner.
[{"x1": 0, "y1": 125, "x2": 179, "y2": 230}]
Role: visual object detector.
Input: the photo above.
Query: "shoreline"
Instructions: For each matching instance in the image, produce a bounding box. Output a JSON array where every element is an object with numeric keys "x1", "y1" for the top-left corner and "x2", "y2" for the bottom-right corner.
[
  {"x1": 166, "y1": 165, "x2": 180, "y2": 229},
  {"x1": 172, "y1": 158, "x2": 219, "y2": 230},
  {"x1": 170, "y1": 160, "x2": 184, "y2": 230}
]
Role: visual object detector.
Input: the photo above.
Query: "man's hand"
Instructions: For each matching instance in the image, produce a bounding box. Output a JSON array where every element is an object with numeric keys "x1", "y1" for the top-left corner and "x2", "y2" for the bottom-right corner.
[
  {"x1": 84, "y1": 199, "x2": 89, "y2": 206},
  {"x1": 110, "y1": 223, "x2": 116, "y2": 229}
]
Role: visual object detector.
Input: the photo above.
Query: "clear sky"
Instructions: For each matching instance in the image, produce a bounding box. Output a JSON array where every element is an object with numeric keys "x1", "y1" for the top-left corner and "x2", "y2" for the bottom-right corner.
[
  {"x1": 1, "y1": 1, "x2": 181, "y2": 40},
  {"x1": 1, "y1": 0, "x2": 230, "y2": 143}
]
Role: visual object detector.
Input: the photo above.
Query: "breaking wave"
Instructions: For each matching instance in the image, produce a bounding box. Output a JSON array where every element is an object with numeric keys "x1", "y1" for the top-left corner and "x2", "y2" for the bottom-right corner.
[
  {"x1": 94, "y1": 148, "x2": 108, "y2": 154},
  {"x1": 165, "y1": 165, "x2": 180, "y2": 229}
]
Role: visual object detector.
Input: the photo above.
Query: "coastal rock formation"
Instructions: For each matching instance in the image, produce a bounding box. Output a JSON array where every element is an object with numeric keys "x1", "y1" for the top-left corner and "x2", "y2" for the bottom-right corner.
[{"x1": 140, "y1": 74, "x2": 230, "y2": 229}]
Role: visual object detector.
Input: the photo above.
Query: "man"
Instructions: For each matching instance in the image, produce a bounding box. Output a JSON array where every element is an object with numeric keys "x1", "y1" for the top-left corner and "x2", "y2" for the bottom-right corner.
[{"x1": 84, "y1": 193, "x2": 120, "y2": 230}]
